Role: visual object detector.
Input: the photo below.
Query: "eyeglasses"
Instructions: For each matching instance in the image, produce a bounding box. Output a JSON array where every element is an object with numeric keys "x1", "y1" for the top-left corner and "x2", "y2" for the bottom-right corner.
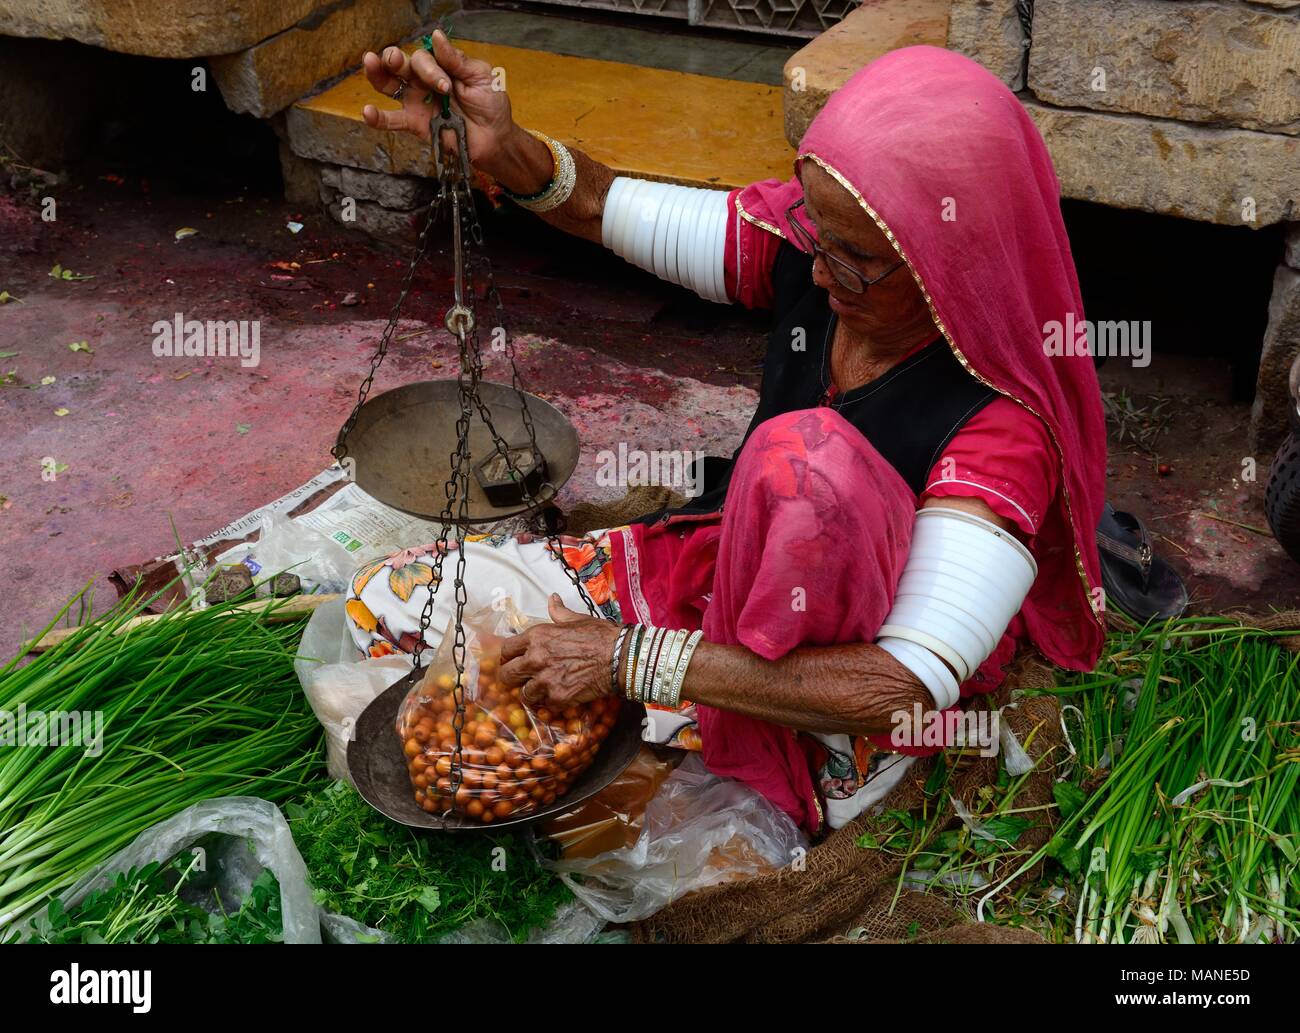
[{"x1": 785, "y1": 198, "x2": 904, "y2": 295}]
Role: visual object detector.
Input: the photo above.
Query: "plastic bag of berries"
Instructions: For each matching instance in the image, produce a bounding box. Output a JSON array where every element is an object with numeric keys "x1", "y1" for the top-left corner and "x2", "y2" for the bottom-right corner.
[{"x1": 397, "y1": 602, "x2": 621, "y2": 825}]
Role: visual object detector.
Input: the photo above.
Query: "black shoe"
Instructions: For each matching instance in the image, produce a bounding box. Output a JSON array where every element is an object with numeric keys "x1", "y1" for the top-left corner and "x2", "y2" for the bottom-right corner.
[{"x1": 1097, "y1": 503, "x2": 1189, "y2": 622}]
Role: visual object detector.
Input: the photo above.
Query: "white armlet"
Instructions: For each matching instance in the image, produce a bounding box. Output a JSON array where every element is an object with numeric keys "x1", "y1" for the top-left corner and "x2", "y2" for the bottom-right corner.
[
  {"x1": 601, "y1": 177, "x2": 729, "y2": 304},
  {"x1": 876, "y1": 507, "x2": 1038, "y2": 711}
]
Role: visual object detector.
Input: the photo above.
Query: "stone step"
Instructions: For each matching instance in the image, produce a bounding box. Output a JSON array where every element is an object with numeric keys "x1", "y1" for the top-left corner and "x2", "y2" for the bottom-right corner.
[
  {"x1": 781, "y1": 0, "x2": 951, "y2": 146},
  {"x1": 0, "y1": 0, "x2": 336, "y2": 58},
  {"x1": 211, "y1": 0, "x2": 426, "y2": 118},
  {"x1": 286, "y1": 37, "x2": 795, "y2": 190}
]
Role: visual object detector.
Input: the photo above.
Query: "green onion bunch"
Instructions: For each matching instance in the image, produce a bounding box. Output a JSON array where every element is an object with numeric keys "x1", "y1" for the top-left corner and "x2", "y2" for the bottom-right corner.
[
  {"x1": 0, "y1": 588, "x2": 324, "y2": 927},
  {"x1": 991, "y1": 619, "x2": 1300, "y2": 943}
]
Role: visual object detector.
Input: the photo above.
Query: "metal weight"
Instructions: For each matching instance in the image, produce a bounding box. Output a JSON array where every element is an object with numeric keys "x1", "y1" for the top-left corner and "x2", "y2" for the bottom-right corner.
[{"x1": 342, "y1": 379, "x2": 579, "y2": 522}]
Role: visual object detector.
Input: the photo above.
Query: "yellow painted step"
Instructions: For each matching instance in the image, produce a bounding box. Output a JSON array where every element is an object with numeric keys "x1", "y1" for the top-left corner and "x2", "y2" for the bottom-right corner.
[{"x1": 288, "y1": 40, "x2": 796, "y2": 190}]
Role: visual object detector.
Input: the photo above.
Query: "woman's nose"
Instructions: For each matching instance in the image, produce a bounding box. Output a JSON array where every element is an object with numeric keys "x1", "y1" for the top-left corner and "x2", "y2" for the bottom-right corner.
[{"x1": 810, "y1": 252, "x2": 835, "y2": 291}]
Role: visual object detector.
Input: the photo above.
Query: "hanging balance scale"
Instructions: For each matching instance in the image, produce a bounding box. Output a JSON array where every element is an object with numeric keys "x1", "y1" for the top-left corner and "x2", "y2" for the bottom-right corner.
[{"x1": 342, "y1": 99, "x2": 642, "y2": 831}]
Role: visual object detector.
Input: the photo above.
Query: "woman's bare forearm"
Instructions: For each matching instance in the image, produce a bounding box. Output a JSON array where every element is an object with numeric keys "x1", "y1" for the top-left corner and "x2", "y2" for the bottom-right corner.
[
  {"x1": 680, "y1": 640, "x2": 932, "y2": 738},
  {"x1": 480, "y1": 125, "x2": 614, "y2": 244}
]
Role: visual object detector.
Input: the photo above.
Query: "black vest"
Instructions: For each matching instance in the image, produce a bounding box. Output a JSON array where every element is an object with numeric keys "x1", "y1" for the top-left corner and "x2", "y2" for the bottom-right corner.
[{"x1": 637, "y1": 243, "x2": 996, "y2": 521}]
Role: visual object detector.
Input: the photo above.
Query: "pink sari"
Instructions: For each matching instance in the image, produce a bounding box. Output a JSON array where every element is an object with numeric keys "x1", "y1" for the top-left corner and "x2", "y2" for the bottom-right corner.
[{"x1": 612, "y1": 46, "x2": 1106, "y2": 834}]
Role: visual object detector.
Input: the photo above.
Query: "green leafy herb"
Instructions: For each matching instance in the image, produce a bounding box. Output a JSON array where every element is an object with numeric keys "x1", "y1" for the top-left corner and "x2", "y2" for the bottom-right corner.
[
  {"x1": 287, "y1": 780, "x2": 571, "y2": 943},
  {"x1": 48, "y1": 264, "x2": 94, "y2": 282},
  {"x1": 1052, "y1": 781, "x2": 1086, "y2": 821},
  {"x1": 9, "y1": 853, "x2": 283, "y2": 944}
]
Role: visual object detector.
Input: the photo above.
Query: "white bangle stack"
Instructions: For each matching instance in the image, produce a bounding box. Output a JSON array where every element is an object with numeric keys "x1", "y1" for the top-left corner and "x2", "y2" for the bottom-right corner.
[
  {"x1": 615, "y1": 624, "x2": 703, "y2": 708},
  {"x1": 876, "y1": 507, "x2": 1038, "y2": 711},
  {"x1": 600, "y1": 177, "x2": 730, "y2": 303}
]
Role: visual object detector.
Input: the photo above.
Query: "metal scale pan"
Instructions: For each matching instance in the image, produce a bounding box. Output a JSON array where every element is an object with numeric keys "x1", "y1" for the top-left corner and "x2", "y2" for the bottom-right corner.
[
  {"x1": 343, "y1": 379, "x2": 581, "y2": 523},
  {"x1": 347, "y1": 668, "x2": 646, "y2": 832}
]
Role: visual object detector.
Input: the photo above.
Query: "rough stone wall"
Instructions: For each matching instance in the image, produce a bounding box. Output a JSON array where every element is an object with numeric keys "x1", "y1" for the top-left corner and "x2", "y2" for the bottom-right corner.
[
  {"x1": 945, "y1": 0, "x2": 1300, "y2": 231},
  {"x1": 946, "y1": 0, "x2": 1027, "y2": 91},
  {"x1": 1028, "y1": 0, "x2": 1300, "y2": 136},
  {"x1": 211, "y1": 0, "x2": 430, "y2": 118},
  {"x1": 1252, "y1": 247, "x2": 1300, "y2": 453},
  {"x1": 0, "y1": 0, "x2": 332, "y2": 58}
]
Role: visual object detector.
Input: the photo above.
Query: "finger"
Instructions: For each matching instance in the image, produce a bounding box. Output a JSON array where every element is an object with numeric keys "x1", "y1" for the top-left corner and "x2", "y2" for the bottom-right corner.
[
  {"x1": 381, "y1": 44, "x2": 415, "y2": 82},
  {"x1": 521, "y1": 680, "x2": 547, "y2": 707},
  {"x1": 409, "y1": 48, "x2": 452, "y2": 96},
  {"x1": 429, "y1": 29, "x2": 496, "y2": 85},
  {"x1": 498, "y1": 654, "x2": 535, "y2": 688},
  {"x1": 362, "y1": 104, "x2": 422, "y2": 134},
  {"x1": 547, "y1": 593, "x2": 584, "y2": 624},
  {"x1": 362, "y1": 50, "x2": 405, "y2": 99},
  {"x1": 499, "y1": 629, "x2": 532, "y2": 663},
  {"x1": 532, "y1": 677, "x2": 566, "y2": 708}
]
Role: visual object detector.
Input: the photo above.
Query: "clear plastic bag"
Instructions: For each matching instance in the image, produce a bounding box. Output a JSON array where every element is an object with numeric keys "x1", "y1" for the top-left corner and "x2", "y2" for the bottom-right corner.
[
  {"x1": 215, "y1": 511, "x2": 357, "y2": 596},
  {"x1": 537, "y1": 754, "x2": 808, "y2": 923},
  {"x1": 294, "y1": 597, "x2": 412, "y2": 780},
  {"x1": 396, "y1": 602, "x2": 621, "y2": 824},
  {"x1": 12, "y1": 797, "x2": 321, "y2": 944},
  {"x1": 436, "y1": 898, "x2": 605, "y2": 944},
  {"x1": 540, "y1": 745, "x2": 678, "y2": 859}
]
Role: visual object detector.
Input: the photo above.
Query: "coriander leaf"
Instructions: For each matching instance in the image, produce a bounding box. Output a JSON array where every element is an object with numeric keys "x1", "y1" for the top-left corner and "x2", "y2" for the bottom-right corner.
[
  {"x1": 1053, "y1": 781, "x2": 1087, "y2": 820},
  {"x1": 415, "y1": 886, "x2": 441, "y2": 913}
]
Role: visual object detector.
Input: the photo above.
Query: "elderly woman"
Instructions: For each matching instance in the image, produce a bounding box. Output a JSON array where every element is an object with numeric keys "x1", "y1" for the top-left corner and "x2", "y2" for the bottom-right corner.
[{"x1": 345, "y1": 33, "x2": 1106, "y2": 835}]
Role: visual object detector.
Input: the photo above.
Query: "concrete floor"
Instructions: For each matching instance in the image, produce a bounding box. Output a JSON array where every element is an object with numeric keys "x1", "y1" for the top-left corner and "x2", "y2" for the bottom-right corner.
[{"x1": 2, "y1": 165, "x2": 1298, "y2": 660}]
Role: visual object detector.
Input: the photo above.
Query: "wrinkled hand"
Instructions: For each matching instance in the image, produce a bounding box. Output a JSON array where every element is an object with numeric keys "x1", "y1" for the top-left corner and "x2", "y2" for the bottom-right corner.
[
  {"x1": 499, "y1": 595, "x2": 621, "y2": 709},
  {"x1": 360, "y1": 29, "x2": 514, "y2": 165}
]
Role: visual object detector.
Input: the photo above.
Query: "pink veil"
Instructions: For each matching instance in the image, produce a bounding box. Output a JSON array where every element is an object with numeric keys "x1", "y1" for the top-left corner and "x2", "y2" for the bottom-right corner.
[{"x1": 735, "y1": 45, "x2": 1107, "y2": 669}]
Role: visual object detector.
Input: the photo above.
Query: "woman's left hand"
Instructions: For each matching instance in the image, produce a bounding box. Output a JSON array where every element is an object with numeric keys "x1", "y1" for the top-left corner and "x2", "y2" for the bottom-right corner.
[{"x1": 499, "y1": 595, "x2": 622, "y2": 709}]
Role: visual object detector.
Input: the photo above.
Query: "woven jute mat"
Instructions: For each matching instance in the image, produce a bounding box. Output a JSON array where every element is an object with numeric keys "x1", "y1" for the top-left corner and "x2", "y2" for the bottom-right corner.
[{"x1": 563, "y1": 485, "x2": 685, "y2": 536}]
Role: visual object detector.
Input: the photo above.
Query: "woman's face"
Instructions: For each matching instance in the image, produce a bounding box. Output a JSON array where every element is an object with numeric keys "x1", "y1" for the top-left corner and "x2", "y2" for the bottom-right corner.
[{"x1": 800, "y1": 162, "x2": 932, "y2": 339}]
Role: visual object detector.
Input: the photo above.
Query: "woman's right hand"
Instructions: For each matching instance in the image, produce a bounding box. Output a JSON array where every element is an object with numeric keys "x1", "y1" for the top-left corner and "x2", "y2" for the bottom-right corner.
[{"x1": 361, "y1": 30, "x2": 516, "y2": 170}]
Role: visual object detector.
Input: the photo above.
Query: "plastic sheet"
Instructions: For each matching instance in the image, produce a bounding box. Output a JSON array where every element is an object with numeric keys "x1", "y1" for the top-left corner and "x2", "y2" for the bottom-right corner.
[
  {"x1": 294, "y1": 597, "x2": 412, "y2": 780},
  {"x1": 538, "y1": 754, "x2": 807, "y2": 923},
  {"x1": 437, "y1": 898, "x2": 605, "y2": 944},
  {"x1": 540, "y1": 745, "x2": 678, "y2": 859},
  {"x1": 16, "y1": 797, "x2": 321, "y2": 944},
  {"x1": 215, "y1": 482, "x2": 446, "y2": 596}
]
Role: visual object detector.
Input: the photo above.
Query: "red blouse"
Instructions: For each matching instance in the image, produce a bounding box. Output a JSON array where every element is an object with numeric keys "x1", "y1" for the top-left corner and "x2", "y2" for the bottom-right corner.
[{"x1": 720, "y1": 188, "x2": 1061, "y2": 697}]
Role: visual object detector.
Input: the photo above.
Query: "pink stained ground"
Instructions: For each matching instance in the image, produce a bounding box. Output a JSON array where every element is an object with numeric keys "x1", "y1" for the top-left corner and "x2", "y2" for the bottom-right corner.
[{"x1": 0, "y1": 177, "x2": 1297, "y2": 659}]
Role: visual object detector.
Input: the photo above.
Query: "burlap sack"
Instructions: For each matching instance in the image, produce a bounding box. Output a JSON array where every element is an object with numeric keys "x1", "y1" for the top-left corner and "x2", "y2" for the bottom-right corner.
[{"x1": 563, "y1": 485, "x2": 686, "y2": 536}]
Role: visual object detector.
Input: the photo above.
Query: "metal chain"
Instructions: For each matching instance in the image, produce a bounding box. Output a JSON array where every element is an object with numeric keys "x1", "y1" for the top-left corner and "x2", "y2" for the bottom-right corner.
[
  {"x1": 413, "y1": 170, "x2": 477, "y2": 809},
  {"x1": 333, "y1": 191, "x2": 445, "y2": 462},
  {"x1": 460, "y1": 197, "x2": 603, "y2": 618},
  {"x1": 345, "y1": 105, "x2": 616, "y2": 816}
]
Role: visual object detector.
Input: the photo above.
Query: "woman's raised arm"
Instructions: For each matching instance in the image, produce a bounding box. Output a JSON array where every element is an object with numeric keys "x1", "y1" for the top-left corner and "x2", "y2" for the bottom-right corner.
[{"x1": 361, "y1": 30, "x2": 614, "y2": 244}]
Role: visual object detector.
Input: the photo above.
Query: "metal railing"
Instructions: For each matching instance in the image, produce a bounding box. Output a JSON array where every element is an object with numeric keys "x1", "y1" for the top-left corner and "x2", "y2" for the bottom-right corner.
[{"x1": 513, "y1": 0, "x2": 861, "y2": 39}]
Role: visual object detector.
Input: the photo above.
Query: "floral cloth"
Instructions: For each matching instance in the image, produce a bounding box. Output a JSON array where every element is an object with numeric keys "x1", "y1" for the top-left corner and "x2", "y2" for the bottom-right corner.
[{"x1": 342, "y1": 528, "x2": 703, "y2": 751}]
